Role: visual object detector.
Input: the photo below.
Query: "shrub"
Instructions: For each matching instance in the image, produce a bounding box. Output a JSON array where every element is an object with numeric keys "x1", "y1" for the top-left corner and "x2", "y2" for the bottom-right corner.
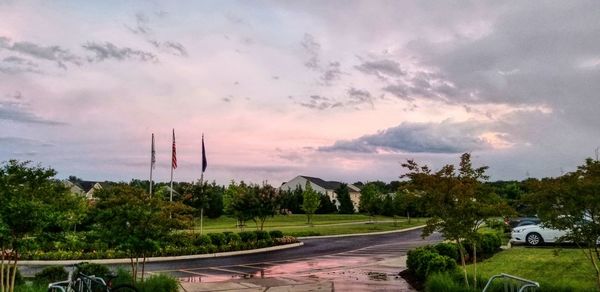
[
  {"x1": 226, "y1": 233, "x2": 241, "y2": 244},
  {"x1": 207, "y1": 233, "x2": 227, "y2": 246},
  {"x1": 194, "y1": 234, "x2": 212, "y2": 246},
  {"x1": 167, "y1": 233, "x2": 195, "y2": 248},
  {"x1": 77, "y1": 262, "x2": 111, "y2": 279},
  {"x1": 274, "y1": 236, "x2": 299, "y2": 245},
  {"x1": 239, "y1": 231, "x2": 257, "y2": 243},
  {"x1": 480, "y1": 233, "x2": 501, "y2": 256},
  {"x1": 434, "y1": 242, "x2": 459, "y2": 262},
  {"x1": 254, "y1": 230, "x2": 271, "y2": 241},
  {"x1": 34, "y1": 265, "x2": 68, "y2": 284},
  {"x1": 407, "y1": 246, "x2": 456, "y2": 280},
  {"x1": 139, "y1": 273, "x2": 179, "y2": 292},
  {"x1": 269, "y1": 230, "x2": 284, "y2": 239}
]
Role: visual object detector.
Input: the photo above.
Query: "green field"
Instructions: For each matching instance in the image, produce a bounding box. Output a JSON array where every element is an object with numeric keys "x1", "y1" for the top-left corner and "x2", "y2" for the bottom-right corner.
[
  {"x1": 466, "y1": 247, "x2": 597, "y2": 291},
  {"x1": 193, "y1": 214, "x2": 425, "y2": 237}
]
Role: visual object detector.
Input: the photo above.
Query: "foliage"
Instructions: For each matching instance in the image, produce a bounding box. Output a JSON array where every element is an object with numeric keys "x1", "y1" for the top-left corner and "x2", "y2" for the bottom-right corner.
[
  {"x1": 407, "y1": 246, "x2": 457, "y2": 280},
  {"x1": 77, "y1": 262, "x2": 111, "y2": 279},
  {"x1": 207, "y1": 233, "x2": 226, "y2": 246},
  {"x1": 254, "y1": 230, "x2": 271, "y2": 241},
  {"x1": 316, "y1": 193, "x2": 337, "y2": 214},
  {"x1": 0, "y1": 160, "x2": 76, "y2": 292},
  {"x1": 301, "y1": 182, "x2": 320, "y2": 224},
  {"x1": 251, "y1": 184, "x2": 281, "y2": 230},
  {"x1": 523, "y1": 158, "x2": 600, "y2": 289},
  {"x1": 359, "y1": 183, "x2": 382, "y2": 217},
  {"x1": 402, "y1": 153, "x2": 513, "y2": 288},
  {"x1": 138, "y1": 273, "x2": 179, "y2": 292},
  {"x1": 238, "y1": 231, "x2": 257, "y2": 242},
  {"x1": 425, "y1": 272, "x2": 469, "y2": 292},
  {"x1": 226, "y1": 181, "x2": 280, "y2": 230},
  {"x1": 335, "y1": 183, "x2": 355, "y2": 214},
  {"x1": 434, "y1": 242, "x2": 460, "y2": 262},
  {"x1": 34, "y1": 266, "x2": 68, "y2": 284},
  {"x1": 269, "y1": 230, "x2": 284, "y2": 239},
  {"x1": 183, "y1": 181, "x2": 224, "y2": 219},
  {"x1": 92, "y1": 184, "x2": 193, "y2": 282},
  {"x1": 280, "y1": 185, "x2": 304, "y2": 214}
]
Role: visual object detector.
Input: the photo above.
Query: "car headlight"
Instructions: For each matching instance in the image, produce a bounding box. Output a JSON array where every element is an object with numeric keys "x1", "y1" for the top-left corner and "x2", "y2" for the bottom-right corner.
[{"x1": 512, "y1": 229, "x2": 522, "y2": 233}]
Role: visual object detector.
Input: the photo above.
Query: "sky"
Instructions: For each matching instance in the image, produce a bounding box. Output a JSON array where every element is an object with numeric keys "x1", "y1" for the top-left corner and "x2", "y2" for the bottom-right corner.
[{"x1": 1, "y1": 1, "x2": 599, "y2": 185}]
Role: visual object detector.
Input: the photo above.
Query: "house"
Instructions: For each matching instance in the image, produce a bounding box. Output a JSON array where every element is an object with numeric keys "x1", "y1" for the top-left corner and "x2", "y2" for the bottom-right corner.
[
  {"x1": 280, "y1": 175, "x2": 361, "y2": 211},
  {"x1": 63, "y1": 180, "x2": 105, "y2": 200}
]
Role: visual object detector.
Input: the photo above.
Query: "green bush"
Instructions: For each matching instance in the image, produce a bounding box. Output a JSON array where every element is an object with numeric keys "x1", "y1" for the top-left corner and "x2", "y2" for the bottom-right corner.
[
  {"x1": 269, "y1": 230, "x2": 284, "y2": 239},
  {"x1": 194, "y1": 234, "x2": 212, "y2": 246},
  {"x1": 239, "y1": 231, "x2": 257, "y2": 242},
  {"x1": 226, "y1": 232, "x2": 241, "y2": 243},
  {"x1": 207, "y1": 233, "x2": 226, "y2": 246},
  {"x1": 479, "y1": 233, "x2": 501, "y2": 256},
  {"x1": 434, "y1": 242, "x2": 459, "y2": 262},
  {"x1": 138, "y1": 273, "x2": 179, "y2": 292},
  {"x1": 34, "y1": 265, "x2": 68, "y2": 284},
  {"x1": 167, "y1": 233, "x2": 195, "y2": 248},
  {"x1": 407, "y1": 246, "x2": 457, "y2": 280},
  {"x1": 254, "y1": 230, "x2": 271, "y2": 241},
  {"x1": 77, "y1": 262, "x2": 111, "y2": 279}
]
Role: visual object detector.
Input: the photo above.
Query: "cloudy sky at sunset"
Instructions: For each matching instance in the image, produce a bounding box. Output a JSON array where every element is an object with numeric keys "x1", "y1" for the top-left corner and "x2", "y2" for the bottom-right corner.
[{"x1": 1, "y1": 1, "x2": 599, "y2": 185}]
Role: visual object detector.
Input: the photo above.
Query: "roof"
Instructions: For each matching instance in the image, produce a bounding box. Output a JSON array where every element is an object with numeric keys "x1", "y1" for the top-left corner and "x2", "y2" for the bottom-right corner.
[
  {"x1": 77, "y1": 181, "x2": 107, "y2": 193},
  {"x1": 300, "y1": 176, "x2": 360, "y2": 192}
]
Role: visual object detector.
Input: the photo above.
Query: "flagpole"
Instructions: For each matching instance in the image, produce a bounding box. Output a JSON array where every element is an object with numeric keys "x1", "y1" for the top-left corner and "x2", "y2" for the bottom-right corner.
[
  {"x1": 149, "y1": 133, "x2": 154, "y2": 195},
  {"x1": 170, "y1": 129, "x2": 175, "y2": 202}
]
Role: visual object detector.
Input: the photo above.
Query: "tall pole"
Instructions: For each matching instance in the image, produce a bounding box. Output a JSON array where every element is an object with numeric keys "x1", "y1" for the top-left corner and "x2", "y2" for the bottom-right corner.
[
  {"x1": 149, "y1": 133, "x2": 155, "y2": 195},
  {"x1": 170, "y1": 129, "x2": 176, "y2": 202}
]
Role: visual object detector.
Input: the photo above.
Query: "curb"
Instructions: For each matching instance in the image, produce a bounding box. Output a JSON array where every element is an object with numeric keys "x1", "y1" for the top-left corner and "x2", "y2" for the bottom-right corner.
[
  {"x1": 298, "y1": 225, "x2": 426, "y2": 239},
  {"x1": 19, "y1": 242, "x2": 304, "y2": 266}
]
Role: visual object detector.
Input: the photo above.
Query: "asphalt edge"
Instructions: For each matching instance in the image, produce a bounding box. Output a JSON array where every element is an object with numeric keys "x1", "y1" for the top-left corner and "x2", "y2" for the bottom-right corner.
[
  {"x1": 297, "y1": 225, "x2": 426, "y2": 239},
  {"x1": 20, "y1": 242, "x2": 304, "y2": 266}
]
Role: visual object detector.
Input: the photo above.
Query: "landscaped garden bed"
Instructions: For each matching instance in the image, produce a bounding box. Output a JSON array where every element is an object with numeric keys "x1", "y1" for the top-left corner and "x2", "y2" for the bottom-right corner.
[{"x1": 22, "y1": 230, "x2": 297, "y2": 260}]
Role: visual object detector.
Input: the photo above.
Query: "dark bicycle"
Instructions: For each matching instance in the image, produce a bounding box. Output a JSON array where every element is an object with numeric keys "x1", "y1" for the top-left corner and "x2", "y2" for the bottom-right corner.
[{"x1": 47, "y1": 263, "x2": 138, "y2": 292}]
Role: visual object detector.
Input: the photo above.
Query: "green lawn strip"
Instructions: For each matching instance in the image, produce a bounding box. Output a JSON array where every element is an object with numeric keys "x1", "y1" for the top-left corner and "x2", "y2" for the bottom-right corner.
[
  {"x1": 466, "y1": 247, "x2": 597, "y2": 290},
  {"x1": 194, "y1": 214, "x2": 399, "y2": 229}
]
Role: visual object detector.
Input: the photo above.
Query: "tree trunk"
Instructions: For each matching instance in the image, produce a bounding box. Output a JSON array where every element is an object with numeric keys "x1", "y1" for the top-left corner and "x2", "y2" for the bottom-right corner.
[
  {"x1": 588, "y1": 248, "x2": 600, "y2": 290},
  {"x1": 141, "y1": 254, "x2": 146, "y2": 283},
  {"x1": 9, "y1": 251, "x2": 17, "y2": 292},
  {"x1": 456, "y1": 239, "x2": 469, "y2": 288},
  {"x1": 473, "y1": 244, "x2": 477, "y2": 289},
  {"x1": 1, "y1": 247, "x2": 5, "y2": 292}
]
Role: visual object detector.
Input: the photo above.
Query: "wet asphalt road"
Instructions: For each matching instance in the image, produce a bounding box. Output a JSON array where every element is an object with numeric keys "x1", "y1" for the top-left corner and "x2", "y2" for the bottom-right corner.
[{"x1": 138, "y1": 227, "x2": 442, "y2": 275}]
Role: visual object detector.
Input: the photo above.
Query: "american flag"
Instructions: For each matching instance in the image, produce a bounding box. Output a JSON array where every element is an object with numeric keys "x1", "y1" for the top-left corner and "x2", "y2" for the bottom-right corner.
[
  {"x1": 151, "y1": 133, "x2": 156, "y2": 169},
  {"x1": 172, "y1": 129, "x2": 177, "y2": 169}
]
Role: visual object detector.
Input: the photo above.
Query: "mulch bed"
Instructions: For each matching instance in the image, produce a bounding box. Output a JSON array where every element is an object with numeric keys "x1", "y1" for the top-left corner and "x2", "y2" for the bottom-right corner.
[{"x1": 398, "y1": 269, "x2": 424, "y2": 291}]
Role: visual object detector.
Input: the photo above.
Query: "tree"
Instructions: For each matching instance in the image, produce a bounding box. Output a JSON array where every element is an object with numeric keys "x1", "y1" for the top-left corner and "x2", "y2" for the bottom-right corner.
[
  {"x1": 92, "y1": 185, "x2": 192, "y2": 283},
  {"x1": 402, "y1": 153, "x2": 512, "y2": 288},
  {"x1": 381, "y1": 194, "x2": 395, "y2": 217},
  {"x1": 250, "y1": 183, "x2": 281, "y2": 230},
  {"x1": 524, "y1": 158, "x2": 600, "y2": 289},
  {"x1": 280, "y1": 186, "x2": 304, "y2": 214},
  {"x1": 359, "y1": 183, "x2": 382, "y2": 219},
  {"x1": 301, "y1": 182, "x2": 320, "y2": 225},
  {"x1": 0, "y1": 160, "x2": 73, "y2": 292},
  {"x1": 336, "y1": 184, "x2": 355, "y2": 214},
  {"x1": 225, "y1": 181, "x2": 254, "y2": 230},
  {"x1": 316, "y1": 193, "x2": 337, "y2": 214}
]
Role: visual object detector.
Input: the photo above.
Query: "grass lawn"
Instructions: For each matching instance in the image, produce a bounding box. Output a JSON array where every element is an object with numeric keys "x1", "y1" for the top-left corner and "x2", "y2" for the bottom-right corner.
[
  {"x1": 466, "y1": 247, "x2": 597, "y2": 291},
  {"x1": 192, "y1": 214, "x2": 425, "y2": 236}
]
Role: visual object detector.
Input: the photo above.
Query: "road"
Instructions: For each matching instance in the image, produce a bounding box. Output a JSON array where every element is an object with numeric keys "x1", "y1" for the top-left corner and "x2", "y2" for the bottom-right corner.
[{"x1": 139, "y1": 227, "x2": 442, "y2": 281}]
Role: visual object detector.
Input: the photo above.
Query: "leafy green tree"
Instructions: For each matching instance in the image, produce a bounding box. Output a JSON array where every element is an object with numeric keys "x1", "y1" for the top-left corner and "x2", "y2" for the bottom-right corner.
[
  {"x1": 93, "y1": 185, "x2": 192, "y2": 283},
  {"x1": 280, "y1": 185, "x2": 304, "y2": 214},
  {"x1": 316, "y1": 193, "x2": 337, "y2": 214},
  {"x1": 359, "y1": 184, "x2": 382, "y2": 219},
  {"x1": 524, "y1": 158, "x2": 600, "y2": 289},
  {"x1": 381, "y1": 194, "x2": 395, "y2": 217},
  {"x1": 0, "y1": 160, "x2": 73, "y2": 292},
  {"x1": 251, "y1": 184, "x2": 281, "y2": 230},
  {"x1": 301, "y1": 182, "x2": 320, "y2": 225},
  {"x1": 226, "y1": 181, "x2": 256, "y2": 230},
  {"x1": 336, "y1": 184, "x2": 355, "y2": 214},
  {"x1": 402, "y1": 153, "x2": 512, "y2": 288}
]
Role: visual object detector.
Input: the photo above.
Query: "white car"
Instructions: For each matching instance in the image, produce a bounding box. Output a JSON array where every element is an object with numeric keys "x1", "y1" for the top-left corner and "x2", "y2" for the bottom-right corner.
[{"x1": 511, "y1": 224, "x2": 568, "y2": 246}]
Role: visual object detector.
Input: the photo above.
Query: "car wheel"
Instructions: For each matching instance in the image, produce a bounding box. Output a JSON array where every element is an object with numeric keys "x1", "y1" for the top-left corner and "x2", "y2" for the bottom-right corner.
[{"x1": 526, "y1": 232, "x2": 543, "y2": 246}]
